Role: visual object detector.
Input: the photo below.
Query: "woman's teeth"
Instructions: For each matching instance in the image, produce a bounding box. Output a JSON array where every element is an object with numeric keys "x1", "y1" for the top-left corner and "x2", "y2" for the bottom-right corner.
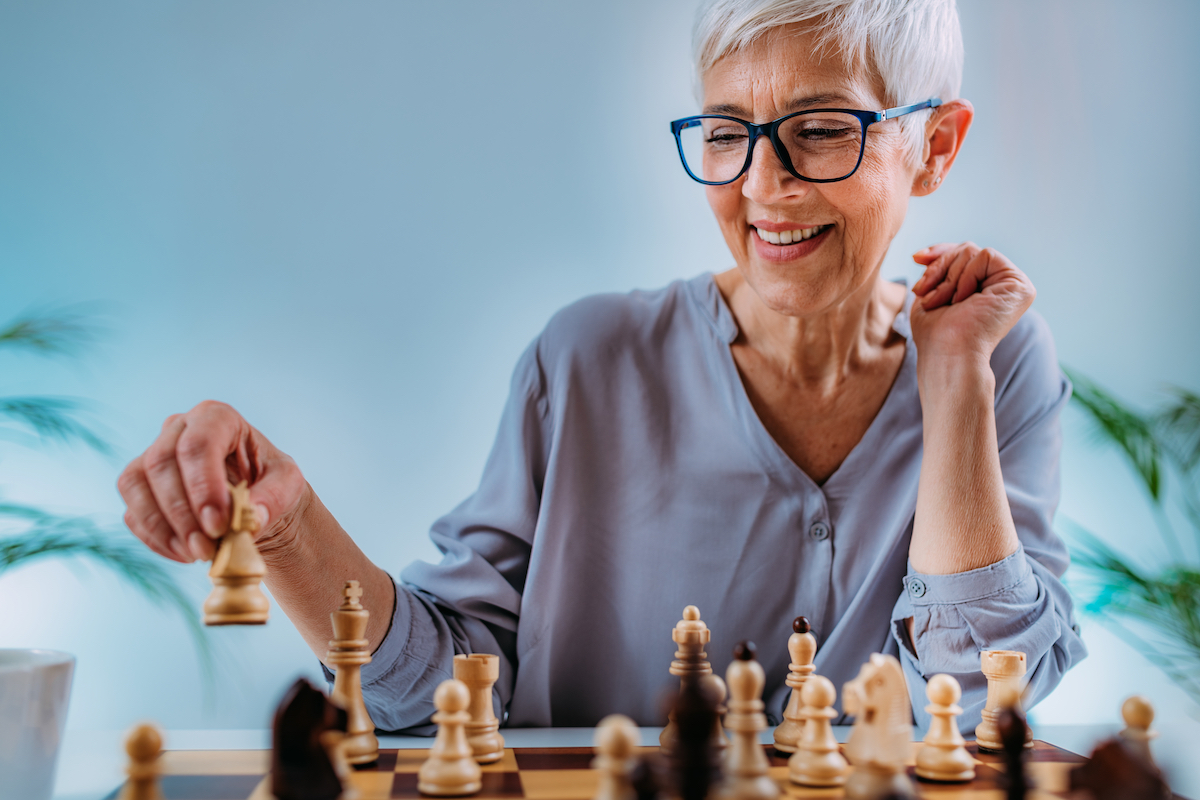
[{"x1": 754, "y1": 225, "x2": 828, "y2": 245}]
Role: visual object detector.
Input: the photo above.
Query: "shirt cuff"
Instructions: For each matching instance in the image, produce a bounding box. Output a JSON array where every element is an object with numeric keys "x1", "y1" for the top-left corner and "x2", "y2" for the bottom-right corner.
[
  {"x1": 900, "y1": 546, "x2": 1032, "y2": 606},
  {"x1": 321, "y1": 576, "x2": 411, "y2": 687}
]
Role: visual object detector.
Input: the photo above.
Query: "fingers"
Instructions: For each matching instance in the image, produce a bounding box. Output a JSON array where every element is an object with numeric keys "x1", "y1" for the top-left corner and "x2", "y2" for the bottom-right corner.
[
  {"x1": 911, "y1": 243, "x2": 962, "y2": 294},
  {"x1": 118, "y1": 456, "x2": 192, "y2": 563},
  {"x1": 921, "y1": 246, "x2": 976, "y2": 310},
  {"x1": 141, "y1": 415, "x2": 206, "y2": 560},
  {"x1": 912, "y1": 242, "x2": 957, "y2": 265},
  {"x1": 175, "y1": 401, "x2": 246, "y2": 542}
]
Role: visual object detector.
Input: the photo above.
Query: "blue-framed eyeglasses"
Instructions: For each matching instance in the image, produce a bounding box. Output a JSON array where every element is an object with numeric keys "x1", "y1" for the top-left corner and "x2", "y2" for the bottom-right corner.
[{"x1": 669, "y1": 98, "x2": 941, "y2": 185}]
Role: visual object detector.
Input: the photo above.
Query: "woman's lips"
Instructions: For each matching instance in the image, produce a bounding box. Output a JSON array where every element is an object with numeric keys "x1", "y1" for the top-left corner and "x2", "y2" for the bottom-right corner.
[{"x1": 750, "y1": 224, "x2": 832, "y2": 262}]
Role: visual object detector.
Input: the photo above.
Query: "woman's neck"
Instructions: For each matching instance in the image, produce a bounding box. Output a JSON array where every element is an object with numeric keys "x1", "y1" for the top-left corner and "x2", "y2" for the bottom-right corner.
[{"x1": 714, "y1": 268, "x2": 907, "y2": 391}]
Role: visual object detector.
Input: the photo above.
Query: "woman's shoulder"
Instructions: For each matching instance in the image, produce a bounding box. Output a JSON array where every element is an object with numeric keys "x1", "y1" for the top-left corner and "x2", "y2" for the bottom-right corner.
[
  {"x1": 990, "y1": 308, "x2": 1070, "y2": 441},
  {"x1": 534, "y1": 274, "x2": 720, "y2": 368}
]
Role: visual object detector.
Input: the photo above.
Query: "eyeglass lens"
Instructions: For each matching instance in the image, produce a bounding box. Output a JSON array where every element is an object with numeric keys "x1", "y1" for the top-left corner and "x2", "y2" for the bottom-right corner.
[{"x1": 678, "y1": 112, "x2": 865, "y2": 183}]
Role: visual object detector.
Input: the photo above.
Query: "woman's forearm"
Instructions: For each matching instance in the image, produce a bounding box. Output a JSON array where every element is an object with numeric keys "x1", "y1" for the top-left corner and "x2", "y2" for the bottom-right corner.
[
  {"x1": 257, "y1": 485, "x2": 398, "y2": 659},
  {"x1": 911, "y1": 354, "x2": 1020, "y2": 575}
]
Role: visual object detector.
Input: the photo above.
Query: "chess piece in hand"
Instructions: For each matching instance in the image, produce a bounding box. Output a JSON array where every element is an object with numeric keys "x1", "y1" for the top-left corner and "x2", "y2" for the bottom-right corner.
[
  {"x1": 118, "y1": 401, "x2": 307, "y2": 565},
  {"x1": 203, "y1": 480, "x2": 270, "y2": 625}
]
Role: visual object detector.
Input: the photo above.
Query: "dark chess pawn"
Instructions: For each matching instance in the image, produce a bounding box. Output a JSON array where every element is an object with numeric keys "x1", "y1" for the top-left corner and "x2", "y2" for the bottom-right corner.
[
  {"x1": 271, "y1": 678, "x2": 351, "y2": 800},
  {"x1": 1070, "y1": 739, "x2": 1171, "y2": 800}
]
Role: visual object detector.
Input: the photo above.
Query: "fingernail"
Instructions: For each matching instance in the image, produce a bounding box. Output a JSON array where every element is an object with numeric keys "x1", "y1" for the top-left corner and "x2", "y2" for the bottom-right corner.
[
  {"x1": 188, "y1": 532, "x2": 211, "y2": 561},
  {"x1": 170, "y1": 538, "x2": 194, "y2": 563},
  {"x1": 200, "y1": 505, "x2": 223, "y2": 536},
  {"x1": 255, "y1": 504, "x2": 270, "y2": 530}
]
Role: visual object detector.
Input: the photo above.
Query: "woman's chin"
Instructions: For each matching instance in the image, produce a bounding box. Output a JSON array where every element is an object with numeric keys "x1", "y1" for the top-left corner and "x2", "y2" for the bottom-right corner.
[{"x1": 738, "y1": 269, "x2": 841, "y2": 319}]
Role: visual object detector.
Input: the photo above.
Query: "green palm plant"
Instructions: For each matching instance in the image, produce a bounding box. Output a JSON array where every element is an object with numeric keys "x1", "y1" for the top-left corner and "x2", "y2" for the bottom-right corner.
[
  {"x1": 0, "y1": 309, "x2": 213, "y2": 681},
  {"x1": 1063, "y1": 367, "x2": 1200, "y2": 704}
]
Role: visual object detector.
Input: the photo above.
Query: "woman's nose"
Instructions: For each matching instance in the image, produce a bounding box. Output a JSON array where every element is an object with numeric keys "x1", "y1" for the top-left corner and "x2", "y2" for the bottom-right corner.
[{"x1": 741, "y1": 135, "x2": 804, "y2": 203}]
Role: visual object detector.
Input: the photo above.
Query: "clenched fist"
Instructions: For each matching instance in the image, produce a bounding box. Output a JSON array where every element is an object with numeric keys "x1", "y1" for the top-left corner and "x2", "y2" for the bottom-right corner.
[{"x1": 909, "y1": 241, "x2": 1036, "y2": 364}]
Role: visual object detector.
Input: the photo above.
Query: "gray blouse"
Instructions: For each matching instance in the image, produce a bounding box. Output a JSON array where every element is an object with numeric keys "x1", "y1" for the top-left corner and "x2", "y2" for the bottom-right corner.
[{"x1": 338, "y1": 273, "x2": 1086, "y2": 735}]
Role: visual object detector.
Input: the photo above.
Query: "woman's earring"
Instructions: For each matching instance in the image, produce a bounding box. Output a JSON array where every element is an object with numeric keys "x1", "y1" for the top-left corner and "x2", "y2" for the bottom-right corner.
[
  {"x1": 934, "y1": 176, "x2": 942, "y2": 185},
  {"x1": 923, "y1": 180, "x2": 930, "y2": 187}
]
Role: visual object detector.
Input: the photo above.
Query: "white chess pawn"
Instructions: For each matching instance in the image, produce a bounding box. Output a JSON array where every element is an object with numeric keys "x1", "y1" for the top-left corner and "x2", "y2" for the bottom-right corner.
[
  {"x1": 717, "y1": 642, "x2": 780, "y2": 800},
  {"x1": 915, "y1": 674, "x2": 975, "y2": 782},
  {"x1": 773, "y1": 616, "x2": 816, "y2": 754},
  {"x1": 1119, "y1": 695, "x2": 1158, "y2": 767},
  {"x1": 418, "y1": 680, "x2": 482, "y2": 796},
  {"x1": 119, "y1": 724, "x2": 163, "y2": 800},
  {"x1": 787, "y1": 675, "x2": 848, "y2": 788},
  {"x1": 592, "y1": 714, "x2": 639, "y2": 800}
]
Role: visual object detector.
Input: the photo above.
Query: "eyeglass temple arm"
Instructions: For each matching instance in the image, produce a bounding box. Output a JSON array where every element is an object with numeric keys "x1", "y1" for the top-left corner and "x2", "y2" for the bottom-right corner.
[{"x1": 880, "y1": 98, "x2": 942, "y2": 121}]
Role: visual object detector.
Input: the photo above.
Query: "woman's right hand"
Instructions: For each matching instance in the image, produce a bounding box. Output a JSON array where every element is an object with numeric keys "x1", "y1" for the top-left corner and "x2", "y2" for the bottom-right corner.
[{"x1": 117, "y1": 400, "x2": 308, "y2": 563}]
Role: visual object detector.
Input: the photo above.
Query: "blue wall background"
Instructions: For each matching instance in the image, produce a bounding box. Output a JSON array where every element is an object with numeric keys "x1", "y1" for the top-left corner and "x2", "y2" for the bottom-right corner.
[{"x1": 1, "y1": 0, "x2": 1198, "y2": 733}]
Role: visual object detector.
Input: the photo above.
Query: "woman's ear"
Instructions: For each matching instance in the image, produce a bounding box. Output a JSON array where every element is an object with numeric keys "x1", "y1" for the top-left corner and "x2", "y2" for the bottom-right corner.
[{"x1": 912, "y1": 99, "x2": 974, "y2": 196}]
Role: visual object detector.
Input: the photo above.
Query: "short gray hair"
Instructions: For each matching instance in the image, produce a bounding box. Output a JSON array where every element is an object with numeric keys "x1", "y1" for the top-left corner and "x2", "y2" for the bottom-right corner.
[{"x1": 693, "y1": 0, "x2": 963, "y2": 163}]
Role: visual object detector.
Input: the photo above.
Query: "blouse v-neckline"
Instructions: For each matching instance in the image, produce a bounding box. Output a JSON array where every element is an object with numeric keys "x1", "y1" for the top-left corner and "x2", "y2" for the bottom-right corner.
[{"x1": 689, "y1": 272, "x2": 918, "y2": 499}]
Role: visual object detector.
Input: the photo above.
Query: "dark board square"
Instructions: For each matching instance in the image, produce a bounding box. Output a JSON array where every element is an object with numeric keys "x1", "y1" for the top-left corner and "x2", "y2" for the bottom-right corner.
[
  {"x1": 390, "y1": 771, "x2": 523, "y2": 799},
  {"x1": 103, "y1": 774, "x2": 265, "y2": 800},
  {"x1": 374, "y1": 749, "x2": 399, "y2": 772},
  {"x1": 515, "y1": 747, "x2": 595, "y2": 770},
  {"x1": 767, "y1": 745, "x2": 791, "y2": 767},
  {"x1": 909, "y1": 762, "x2": 1004, "y2": 792}
]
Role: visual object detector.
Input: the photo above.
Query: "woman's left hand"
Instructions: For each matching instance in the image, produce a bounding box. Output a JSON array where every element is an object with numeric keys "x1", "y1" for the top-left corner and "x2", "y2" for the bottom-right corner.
[{"x1": 909, "y1": 242, "x2": 1036, "y2": 363}]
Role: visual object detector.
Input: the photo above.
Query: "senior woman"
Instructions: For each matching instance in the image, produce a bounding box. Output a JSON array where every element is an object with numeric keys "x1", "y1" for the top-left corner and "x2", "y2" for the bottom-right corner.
[{"x1": 118, "y1": 0, "x2": 1085, "y2": 733}]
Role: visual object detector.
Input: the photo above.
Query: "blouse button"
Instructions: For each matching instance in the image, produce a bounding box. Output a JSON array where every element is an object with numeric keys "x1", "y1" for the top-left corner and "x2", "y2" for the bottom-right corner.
[
  {"x1": 809, "y1": 521, "x2": 830, "y2": 541},
  {"x1": 908, "y1": 577, "x2": 927, "y2": 598}
]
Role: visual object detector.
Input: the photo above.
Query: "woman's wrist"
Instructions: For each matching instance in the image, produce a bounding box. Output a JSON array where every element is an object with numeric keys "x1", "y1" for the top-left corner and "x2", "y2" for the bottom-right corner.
[
  {"x1": 257, "y1": 481, "x2": 317, "y2": 567},
  {"x1": 917, "y1": 350, "x2": 995, "y2": 408}
]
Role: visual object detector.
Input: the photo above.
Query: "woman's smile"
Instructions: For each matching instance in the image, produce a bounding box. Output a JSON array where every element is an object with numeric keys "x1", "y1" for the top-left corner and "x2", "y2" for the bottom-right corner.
[{"x1": 749, "y1": 222, "x2": 834, "y2": 262}]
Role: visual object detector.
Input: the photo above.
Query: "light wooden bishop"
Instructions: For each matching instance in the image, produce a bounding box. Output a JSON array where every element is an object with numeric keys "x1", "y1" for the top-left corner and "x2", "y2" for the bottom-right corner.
[
  {"x1": 418, "y1": 680, "x2": 482, "y2": 796},
  {"x1": 119, "y1": 723, "x2": 163, "y2": 800},
  {"x1": 326, "y1": 580, "x2": 379, "y2": 765},
  {"x1": 717, "y1": 642, "x2": 780, "y2": 800},
  {"x1": 661, "y1": 605, "x2": 726, "y2": 755},
  {"x1": 454, "y1": 654, "x2": 505, "y2": 763},
  {"x1": 773, "y1": 616, "x2": 816, "y2": 754},
  {"x1": 915, "y1": 674, "x2": 974, "y2": 782},
  {"x1": 974, "y1": 650, "x2": 1032, "y2": 752},
  {"x1": 202, "y1": 480, "x2": 269, "y2": 625}
]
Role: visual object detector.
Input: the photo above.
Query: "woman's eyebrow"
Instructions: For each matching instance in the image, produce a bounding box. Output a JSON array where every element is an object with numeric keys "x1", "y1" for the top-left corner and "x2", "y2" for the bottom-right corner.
[{"x1": 702, "y1": 93, "x2": 857, "y2": 117}]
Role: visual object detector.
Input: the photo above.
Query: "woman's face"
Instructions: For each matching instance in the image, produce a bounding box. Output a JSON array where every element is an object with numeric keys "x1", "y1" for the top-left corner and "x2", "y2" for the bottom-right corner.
[{"x1": 703, "y1": 25, "x2": 924, "y2": 317}]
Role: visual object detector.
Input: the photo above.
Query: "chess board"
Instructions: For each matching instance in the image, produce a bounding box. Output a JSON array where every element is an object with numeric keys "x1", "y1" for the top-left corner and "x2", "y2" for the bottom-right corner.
[{"x1": 103, "y1": 739, "x2": 1185, "y2": 800}]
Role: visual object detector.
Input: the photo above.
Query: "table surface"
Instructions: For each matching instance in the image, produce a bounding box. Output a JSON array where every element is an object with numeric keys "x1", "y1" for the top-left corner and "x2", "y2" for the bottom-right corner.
[{"x1": 52, "y1": 724, "x2": 1198, "y2": 800}]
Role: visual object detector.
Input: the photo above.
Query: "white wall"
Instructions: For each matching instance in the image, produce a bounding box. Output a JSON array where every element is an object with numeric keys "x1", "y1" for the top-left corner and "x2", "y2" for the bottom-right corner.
[{"x1": 0, "y1": 0, "x2": 1197, "y2": 732}]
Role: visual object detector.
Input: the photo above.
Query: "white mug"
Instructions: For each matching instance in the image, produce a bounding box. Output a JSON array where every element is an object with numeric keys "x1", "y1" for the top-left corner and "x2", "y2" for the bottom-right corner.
[{"x1": 0, "y1": 649, "x2": 75, "y2": 800}]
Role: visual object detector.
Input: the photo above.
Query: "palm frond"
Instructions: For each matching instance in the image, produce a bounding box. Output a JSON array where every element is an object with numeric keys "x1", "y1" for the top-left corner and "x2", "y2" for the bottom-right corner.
[
  {"x1": 1158, "y1": 387, "x2": 1200, "y2": 474},
  {"x1": 1064, "y1": 367, "x2": 1163, "y2": 501},
  {"x1": 0, "y1": 396, "x2": 112, "y2": 457},
  {"x1": 0, "y1": 311, "x2": 99, "y2": 356},
  {"x1": 1065, "y1": 522, "x2": 1200, "y2": 703},
  {"x1": 0, "y1": 516, "x2": 217, "y2": 687}
]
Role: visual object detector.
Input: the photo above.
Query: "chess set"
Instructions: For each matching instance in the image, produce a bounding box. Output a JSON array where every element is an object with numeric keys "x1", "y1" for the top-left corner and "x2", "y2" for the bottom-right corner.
[{"x1": 108, "y1": 485, "x2": 1179, "y2": 800}]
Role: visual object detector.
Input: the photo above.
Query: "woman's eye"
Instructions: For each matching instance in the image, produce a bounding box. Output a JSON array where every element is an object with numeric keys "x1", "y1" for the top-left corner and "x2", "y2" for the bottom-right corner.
[
  {"x1": 799, "y1": 125, "x2": 855, "y2": 140},
  {"x1": 706, "y1": 131, "x2": 747, "y2": 146}
]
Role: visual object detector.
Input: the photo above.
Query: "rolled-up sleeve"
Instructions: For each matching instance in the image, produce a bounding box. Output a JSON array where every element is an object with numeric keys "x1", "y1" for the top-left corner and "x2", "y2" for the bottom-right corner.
[
  {"x1": 889, "y1": 312, "x2": 1088, "y2": 733},
  {"x1": 322, "y1": 341, "x2": 549, "y2": 734}
]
